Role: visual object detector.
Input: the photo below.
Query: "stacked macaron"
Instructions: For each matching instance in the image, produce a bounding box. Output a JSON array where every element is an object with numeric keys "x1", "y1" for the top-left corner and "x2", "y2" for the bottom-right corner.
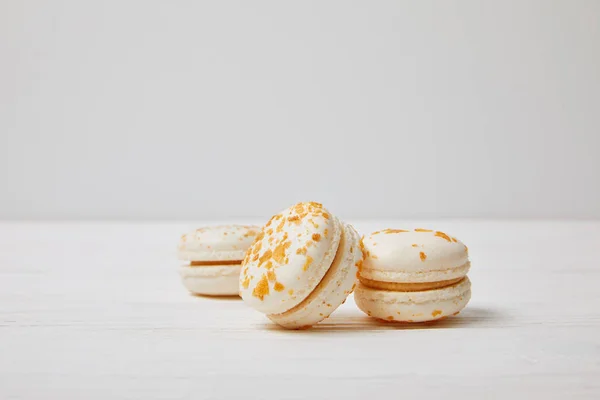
[
  {"x1": 239, "y1": 202, "x2": 363, "y2": 329},
  {"x1": 178, "y1": 225, "x2": 260, "y2": 296},
  {"x1": 354, "y1": 228, "x2": 471, "y2": 322}
]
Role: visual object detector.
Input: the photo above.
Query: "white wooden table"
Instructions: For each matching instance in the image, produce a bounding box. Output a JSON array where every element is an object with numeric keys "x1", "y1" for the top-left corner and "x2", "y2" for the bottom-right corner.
[{"x1": 1, "y1": 220, "x2": 599, "y2": 399}]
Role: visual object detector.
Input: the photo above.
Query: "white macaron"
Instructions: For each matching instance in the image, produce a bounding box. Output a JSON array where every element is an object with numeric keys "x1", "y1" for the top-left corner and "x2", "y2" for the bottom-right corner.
[
  {"x1": 178, "y1": 225, "x2": 260, "y2": 296},
  {"x1": 239, "y1": 202, "x2": 363, "y2": 329},
  {"x1": 355, "y1": 228, "x2": 471, "y2": 322}
]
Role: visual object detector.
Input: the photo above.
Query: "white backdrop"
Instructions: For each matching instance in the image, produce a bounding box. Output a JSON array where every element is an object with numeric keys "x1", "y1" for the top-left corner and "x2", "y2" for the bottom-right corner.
[{"x1": 1, "y1": 1, "x2": 599, "y2": 220}]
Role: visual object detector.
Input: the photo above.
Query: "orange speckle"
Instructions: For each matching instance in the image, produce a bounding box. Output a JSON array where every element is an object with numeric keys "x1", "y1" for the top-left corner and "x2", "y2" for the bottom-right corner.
[
  {"x1": 432, "y1": 310, "x2": 442, "y2": 317},
  {"x1": 420, "y1": 252, "x2": 427, "y2": 262},
  {"x1": 411, "y1": 244, "x2": 419, "y2": 247},
  {"x1": 322, "y1": 213, "x2": 330, "y2": 220},
  {"x1": 272, "y1": 240, "x2": 291, "y2": 264},
  {"x1": 267, "y1": 269, "x2": 276, "y2": 282},
  {"x1": 288, "y1": 289, "x2": 294, "y2": 295},
  {"x1": 309, "y1": 219, "x2": 319, "y2": 229},
  {"x1": 266, "y1": 228, "x2": 273, "y2": 235},
  {"x1": 294, "y1": 203, "x2": 305, "y2": 214},
  {"x1": 355, "y1": 259, "x2": 363, "y2": 271},
  {"x1": 258, "y1": 249, "x2": 272, "y2": 267},
  {"x1": 252, "y1": 240, "x2": 262, "y2": 255},
  {"x1": 252, "y1": 275, "x2": 270, "y2": 300},
  {"x1": 387, "y1": 316, "x2": 394, "y2": 321},
  {"x1": 244, "y1": 230, "x2": 257, "y2": 237},
  {"x1": 324, "y1": 229, "x2": 328, "y2": 237},
  {"x1": 415, "y1": 228, "x2": 432, "y2": 232},
  {"x1": 274, "y1": 282, "x2": 285, "y2": 292},
  {"x1": 303, "y1": 255, "x2": 313, "y2": 271},
  {"x1": 287, "y1": 215, "x2": 301, "y2": 224},
  {"x1": 223, "y1": 232, "x2": 228, "y2": 235},
  {"x1": 276, "y1": 218, "x2": 285, "y2": 233},
  {"x1": 382, "y1": 229, "x2": 409, "y2": 234},
  {"x1": 434, "y1": 231, "x2": 452, "y2": 242},
  {"x1": 359, "y1": 236, "x2": 369, "y2": 258},
  {"x1": 241, "y1": 276, "x2": 250, "y2": 289},
  {"x1": 296, "y1": 247, "x2": 307, "y2": 255},
  {"x1": 312, "y1": 233, "x2": 321, "y2": 242},
  {"x1": 256, "y1": 231, "x2": 265, "y2": 241}
]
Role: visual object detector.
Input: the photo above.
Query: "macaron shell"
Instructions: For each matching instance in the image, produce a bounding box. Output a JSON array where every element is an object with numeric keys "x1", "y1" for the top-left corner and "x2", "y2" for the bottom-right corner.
[
  {"x1": 178, "y1": 225, "x2": 260, "y2": 262},
  {"x1": 180, "y1": 264, "x2": 241, "y2": 296},
  {"x1": 354, "y1": 277, "x2": 471, "y2": 322},
  {"x1": 268, "y1": 223, "x2": 362, "y2": 329},
  {"x1": 240, "y1": 202, "x2": 342, "y2": 315},
  {"x1": 361, "y1": 229, "x2": 470, "y2": 283}
]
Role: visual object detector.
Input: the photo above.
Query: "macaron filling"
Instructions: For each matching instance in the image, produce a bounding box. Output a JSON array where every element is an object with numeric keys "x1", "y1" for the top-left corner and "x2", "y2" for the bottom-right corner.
[
  {"x1": 189, "y1": 260, "x2": 242, "y2": 266},
  {"x1": 358, "y1": 276, "x2": 465, "y2": 292},
  {"x1": 359, "y1": 261, "x2": 470, "y2": 284}
]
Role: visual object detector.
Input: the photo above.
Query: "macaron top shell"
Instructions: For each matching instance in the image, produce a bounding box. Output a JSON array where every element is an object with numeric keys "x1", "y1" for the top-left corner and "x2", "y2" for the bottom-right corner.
[
  {"x1": 178, "y1": 225, "x2": 261, "y2": 262},
  {"x1": 361, "y1": 229, "x2": 470, "y2": 283},
  {"x1": 240, "y1": 202, "x2": 342, "y2": 315}
]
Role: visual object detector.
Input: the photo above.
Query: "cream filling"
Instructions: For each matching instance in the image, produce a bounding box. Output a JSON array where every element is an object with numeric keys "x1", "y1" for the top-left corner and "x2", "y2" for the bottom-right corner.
[
  {"x1": 358, "y1": 276, "x2": 465, "y2": 292},
  {"x1": 189, "y1": 260, "x2": 242, "y2": 266}
]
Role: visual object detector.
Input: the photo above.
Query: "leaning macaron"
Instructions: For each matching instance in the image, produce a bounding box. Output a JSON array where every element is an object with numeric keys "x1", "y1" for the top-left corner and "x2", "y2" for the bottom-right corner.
[
  {"x1": 239, "y1": 202, "x2": 363, "y2": 329},
  {"x1": 354, "y1": 228, "x2": 471, "y2": 322},
  {"x1": 178, "y1": 225, "x2": 260, "y2": 296}
]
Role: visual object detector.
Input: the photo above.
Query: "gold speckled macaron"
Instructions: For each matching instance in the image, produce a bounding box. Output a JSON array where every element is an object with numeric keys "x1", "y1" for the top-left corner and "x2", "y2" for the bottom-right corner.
[
  {"x1": 239, "y1": 202, "x2": 363, "y2": 329},
  {"x1": 354, "y1": 228, "x2": 472, "y2": 322}
]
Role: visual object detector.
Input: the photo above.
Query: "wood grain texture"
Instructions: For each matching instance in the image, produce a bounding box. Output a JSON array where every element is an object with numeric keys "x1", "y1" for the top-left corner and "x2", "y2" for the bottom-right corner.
[{"x1": 1, "y1": 220, "x2": 599, "y2": 399}]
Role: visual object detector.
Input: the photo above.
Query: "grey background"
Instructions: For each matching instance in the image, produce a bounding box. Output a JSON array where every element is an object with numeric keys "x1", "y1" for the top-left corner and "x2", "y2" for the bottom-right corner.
[{"x1": 1, "y1": 0, "x2": 599, "y2": 220}]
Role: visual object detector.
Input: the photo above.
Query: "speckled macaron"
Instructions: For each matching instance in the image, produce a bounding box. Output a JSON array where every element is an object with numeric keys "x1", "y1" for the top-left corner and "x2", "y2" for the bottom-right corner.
[
  {"x1": 178, "y1": 225, "x2": 260, "y2": 296},
  {"x1": 239, "y1": 202, "x2": 363, "y2": 329},
  {"x1": 354, "y1": 228, "x2": 472, "y2": 322}
]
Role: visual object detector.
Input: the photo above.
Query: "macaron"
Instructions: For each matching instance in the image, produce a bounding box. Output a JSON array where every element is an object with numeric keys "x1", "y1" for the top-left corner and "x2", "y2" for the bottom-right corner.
[
  {"x1": 354, "y1": 228, "x2": 471, "y2": 322},
  {"x1": 178, "y1": 225, "x2": 260, "y2": 296},
  {"x1": 239, "y1": 202, "x2": 363, "y2": 329}
]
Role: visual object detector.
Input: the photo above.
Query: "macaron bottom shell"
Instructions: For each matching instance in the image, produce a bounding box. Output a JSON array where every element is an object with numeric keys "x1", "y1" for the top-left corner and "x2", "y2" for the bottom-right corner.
[
  {"x1": 180, "y1": 264, "x2": 241, "y2": 296},
  {"x1": 267, "y1": 223, "x2": 361, "y2": 329},
  {"x1": 354, "y1": 277, "x2": 471, "y2": 323}
]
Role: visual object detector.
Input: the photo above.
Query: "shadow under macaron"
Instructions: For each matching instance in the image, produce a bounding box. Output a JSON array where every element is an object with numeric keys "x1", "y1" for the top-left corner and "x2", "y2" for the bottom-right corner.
[{"x1": 260, "y1": 306, "x2": 509, "y2": 334}]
